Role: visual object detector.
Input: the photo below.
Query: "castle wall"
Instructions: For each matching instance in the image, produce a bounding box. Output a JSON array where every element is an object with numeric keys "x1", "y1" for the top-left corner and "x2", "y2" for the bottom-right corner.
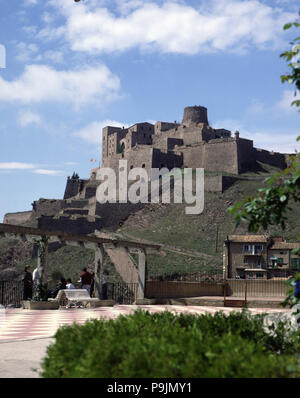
[
  {"x1": 32, "y1": 199, "x2": 66, "y2": 218},
  {"x1": 154, "y1": 121, "x2": 179, "y2": 134},
  {"x1": 152, "y1": 148, "x2": 183, "y2": 169},
  {"x1": 95, "y1": 202, "x2": 145, "y2": 229},
  {"x1": 236, "y1": 138, "x2": 255, "y2": 173},
  {"x1": 3, "y1": 211, "x2": 32, "y2": 225},
  {"x1": 152, "y1": 128, "x2": 182, "y2": 150},
  {"x1": 63, "y1": 178, "x2": 89, "y2": 199},
  {"x1": 204, "y1": 139, "x2": 239, "y2": 174},
  {"x1": 180, "y1": 144, "x2": 205, "y2": 168},
  {"x1": 102, "y1": 126, "x2": 127, "y2": 159},
  {"x1": 167, "y1": 138, "x2": 184, "y2": 150},
  {"x1": 127, "y1": 146, "x2": 154, "y2": 171},
  {"x1": 181, "y1": 126, "x2": 204, "y2": 145},
  {"x1": 253, "y1": 148, "x2": 287, "y2": 169},
  {"x1": 102, "y1": 146, "x2": 154, "y2": 177},
  {"x1": 38, "y1": 215, "x2": 102, "y2": 235}
]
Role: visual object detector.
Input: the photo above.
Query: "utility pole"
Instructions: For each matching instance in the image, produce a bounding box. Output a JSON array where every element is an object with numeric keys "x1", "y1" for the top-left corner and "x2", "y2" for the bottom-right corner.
[{"x1": 215, "y1": 224, "x2": 219, "y2": 253}]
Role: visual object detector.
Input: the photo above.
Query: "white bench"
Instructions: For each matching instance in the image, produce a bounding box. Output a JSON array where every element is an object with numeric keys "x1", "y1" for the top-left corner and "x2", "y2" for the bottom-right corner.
[{"x1": 49, "y1": 289, "x2": 100, "y2": 308}]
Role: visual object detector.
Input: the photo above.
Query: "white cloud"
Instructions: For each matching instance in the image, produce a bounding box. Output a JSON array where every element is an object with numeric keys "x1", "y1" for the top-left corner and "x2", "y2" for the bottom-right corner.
[
  {"x1": 23, "y1": 0, "x2": 38, "y2": 6},
  {"x1": 0, "y1": 64, "x2": 120, "y2": 107},
  {"x1": 33, "y1": 169, "x2": 63, "y2": 175},
  {"x1": 0, "y1": 162, "x2": 35, "y2": 169},
  {"x1": 18, "y1": 110, "x2": 42, "y2": 127},
  {"x1": 73, "y1": 120, "x2": 129, "y2": 144},
  {"x1": 0, "y1": 44, "x2": 6, "y2": 68},
  {"x1": 47, "y1": 0, "x2": 294, "y2": 55},
  {"x1": 15, "y1": 42, "x2": 39, "y2": 63},
  {"x1": 0, "y1": 163, "x2": 64, "y2": 175},
  {"x1": 276, "y1": 90, "x2": 300, "y2": 112},
  {"x1": 34, "y1": 50, "x2": 65, "y2": 64},
  {"x1": 249, "y1": 131, "x2": 300, "y2": 154}
]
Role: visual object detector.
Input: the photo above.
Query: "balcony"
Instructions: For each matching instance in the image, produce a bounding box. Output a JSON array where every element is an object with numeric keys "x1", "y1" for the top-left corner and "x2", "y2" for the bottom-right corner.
[{"x1": 243, "y1": 250, "x2": 264, "y2": 256}]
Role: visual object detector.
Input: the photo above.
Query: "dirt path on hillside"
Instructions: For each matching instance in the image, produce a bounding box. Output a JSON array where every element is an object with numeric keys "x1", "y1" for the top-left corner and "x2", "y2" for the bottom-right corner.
[{"x1": 115, "y1": 231, "x2": 216, "y2": 260}]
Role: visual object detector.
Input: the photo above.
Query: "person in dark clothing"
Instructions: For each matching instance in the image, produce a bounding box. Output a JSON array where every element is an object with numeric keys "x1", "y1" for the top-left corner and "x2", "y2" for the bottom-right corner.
[
  {"x1": 102, "y1": 277, "x2": 108, "y2": 300},
  {"x1": 90, "y1": 272, "x2": 95, "y2": 297},
  {"x1": 102, "y1": 270, "x2": 109, "y2": 300},
  {"x1": 23, "y1": 266, "x2": 33, "y2": 300},
  {"x1": 80, "y1": 268, "x2": 93, "y2": 295},
  {"x1": 51, "y1": 277, "x2": 67, "y2": 298}
]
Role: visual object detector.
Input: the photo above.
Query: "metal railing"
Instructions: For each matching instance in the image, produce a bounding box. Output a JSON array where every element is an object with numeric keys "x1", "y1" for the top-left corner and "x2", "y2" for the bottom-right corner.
[
  {"x1": 148, "y1": 271, "x2": 224, "y2": 283},
  {"x1": 0, "y1": 280, "x2": 24, "y2": 307},
  {"x1": 107, "y1": 282, "x2": 138, "y2": 304}
]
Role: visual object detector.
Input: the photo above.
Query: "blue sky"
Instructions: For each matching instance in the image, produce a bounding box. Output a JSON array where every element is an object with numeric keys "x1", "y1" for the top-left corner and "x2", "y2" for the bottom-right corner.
[{"x1": 0, "y1": 0, "x2": 299, "y2": 221}]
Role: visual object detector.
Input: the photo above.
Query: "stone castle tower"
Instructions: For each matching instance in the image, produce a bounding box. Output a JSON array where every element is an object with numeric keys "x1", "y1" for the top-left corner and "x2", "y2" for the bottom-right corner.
[{"x1": 101, "y1": 105, "x2": 287, "y2": 176}]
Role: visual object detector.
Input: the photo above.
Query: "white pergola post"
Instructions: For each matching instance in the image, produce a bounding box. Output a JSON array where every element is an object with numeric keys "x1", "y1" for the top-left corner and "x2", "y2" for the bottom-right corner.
[
  {"x1": 35, "y1": 237, "x2": 49, "y2": 299},
  {"x1": 42, "y1": 239, "x2": 49, "y2": 286},
  {"x1": 137, "y1": 249, "x2": 146, "y2": 299},
  {"x1": 94, "y1": 244, "x2": 104, "y2": 299}
]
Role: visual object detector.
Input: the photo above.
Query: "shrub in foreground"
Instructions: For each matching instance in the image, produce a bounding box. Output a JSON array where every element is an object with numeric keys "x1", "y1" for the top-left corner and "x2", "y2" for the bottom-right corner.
[{"x1": 41, "y1": 310, "x2": 300, "y2": 378}]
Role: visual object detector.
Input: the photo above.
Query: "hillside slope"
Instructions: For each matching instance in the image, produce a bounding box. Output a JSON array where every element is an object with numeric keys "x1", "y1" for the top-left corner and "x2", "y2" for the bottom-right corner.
[{"x1": 0, "y1": 163, "x2": 299, "y2": 283}]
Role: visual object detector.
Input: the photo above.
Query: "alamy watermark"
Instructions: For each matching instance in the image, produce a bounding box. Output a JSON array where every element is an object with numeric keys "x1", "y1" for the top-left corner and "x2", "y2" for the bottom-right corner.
[
  {"x1": 96, "y1": 161, "x2": 204, "y2": 215},
  {"x1": 0, "y1": 44, "x2": 6, "y2": 68}
]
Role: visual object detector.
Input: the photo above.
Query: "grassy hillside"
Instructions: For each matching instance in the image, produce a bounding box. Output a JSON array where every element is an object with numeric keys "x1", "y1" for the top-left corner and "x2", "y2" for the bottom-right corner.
[
  {"x1": 1, "y1": 163, "x2": 299, "y2": 282},
  {"x1": 112, "y1": 164, "x2": 300, "y2": 278}
]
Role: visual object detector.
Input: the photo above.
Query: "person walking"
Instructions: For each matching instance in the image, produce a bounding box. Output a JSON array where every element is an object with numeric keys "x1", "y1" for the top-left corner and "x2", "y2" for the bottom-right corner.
[
  {"x1": 80, "y1": 268, "x2": 93, "y2": 295},
  {"x1": 23, "y1": 266, "x2": 33, "y2": 300}
]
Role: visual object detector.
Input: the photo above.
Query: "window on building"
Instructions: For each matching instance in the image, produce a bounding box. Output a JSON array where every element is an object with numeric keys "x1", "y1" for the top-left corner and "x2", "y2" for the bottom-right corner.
[
  {"x1": 277, "y1": 258, "x2": 284, "y2": 265},
  {"x1": 142, "y1": 164, "x2": 145, "y2": 168},
  {"x1": 254, "y1": 245, "x2": 263, "y2": 253},
  {"x1": 243, "y1": 256, "x2": 248, "y2": 264},
  {"x1": 243, "y1": 245, "x2": 252, "y2": 253},
  {"x1": 256, "y1": 273, "x2": 264, "y2": 279},
  {"x1": 291, "y1": 258, "x2": 300, "y2": 270}
]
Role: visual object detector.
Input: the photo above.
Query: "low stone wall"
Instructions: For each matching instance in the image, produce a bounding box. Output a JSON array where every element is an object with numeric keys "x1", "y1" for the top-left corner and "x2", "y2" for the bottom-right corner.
[
  {"x1": 145, "y1": 280, "x2": 289, "y2": 299},
  {"x1": 31, "y1": 199, "x2": 66, "y2": 219},
  {"x1": 3, "y1": 211, "x2": 32, "y2": 225},
  {"x1": 226, "y1": 279, "x2": 288, "y2": 297},
  {"x1": 145, "y1": 281, "x2": 224, "y2": 298},
  {"x1": 38, "y1": 215, "x2": 102, "y2": 235}
]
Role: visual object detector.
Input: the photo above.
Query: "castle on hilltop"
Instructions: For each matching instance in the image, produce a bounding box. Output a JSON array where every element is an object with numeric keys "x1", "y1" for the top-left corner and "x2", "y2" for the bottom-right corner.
[
  {"x1": 3, "y1": 105, "x2": 290, "y2": 233},
  {"x1": 99, "y1": 105, "x2": 287, "y2": 176}
]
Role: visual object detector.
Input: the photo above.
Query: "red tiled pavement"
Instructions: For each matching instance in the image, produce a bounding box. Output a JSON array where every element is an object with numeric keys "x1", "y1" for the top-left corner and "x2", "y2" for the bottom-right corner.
[{"x1": 0, "y1": 304, "x2": 292, "y2": 342}]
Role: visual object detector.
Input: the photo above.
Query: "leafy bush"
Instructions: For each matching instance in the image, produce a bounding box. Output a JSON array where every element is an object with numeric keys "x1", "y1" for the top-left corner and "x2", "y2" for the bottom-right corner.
[{"x1": 41, "y1": 310, "x2": 300, "y2": 378}]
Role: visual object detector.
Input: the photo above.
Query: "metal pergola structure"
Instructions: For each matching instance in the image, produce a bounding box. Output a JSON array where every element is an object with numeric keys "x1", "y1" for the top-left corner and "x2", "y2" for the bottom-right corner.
[{"x1": 0, "y1": 223, "x2": 161, "y2": 300}]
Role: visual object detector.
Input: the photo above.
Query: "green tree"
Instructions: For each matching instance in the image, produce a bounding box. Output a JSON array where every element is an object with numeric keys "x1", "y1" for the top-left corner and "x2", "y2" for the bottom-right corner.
[{"x1": 229, "y1": 17, "x2": 300, "y2": 307}]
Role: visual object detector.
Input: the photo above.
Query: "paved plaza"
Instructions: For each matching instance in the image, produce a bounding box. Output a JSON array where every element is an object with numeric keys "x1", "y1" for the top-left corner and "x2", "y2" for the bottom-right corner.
[{"x1": 0, "y1": 305, "x2": 293, "y2": 378}]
